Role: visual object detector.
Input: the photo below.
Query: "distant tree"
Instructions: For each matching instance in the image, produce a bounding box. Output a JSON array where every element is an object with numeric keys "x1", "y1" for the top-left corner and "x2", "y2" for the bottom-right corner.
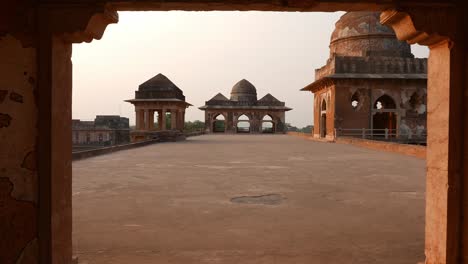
[
  {"x1": 299, "y1": 125, "x2": 313, "y2": 133},
  {"x1": 184, "y1": 120, "x2": 205, "y2": 132},
  {"x1": 286, "y1": 123, "x2": 298, "y2": 132},
  {"x1": 214, "y1": 120, "x2": 225, "y2": 131}
]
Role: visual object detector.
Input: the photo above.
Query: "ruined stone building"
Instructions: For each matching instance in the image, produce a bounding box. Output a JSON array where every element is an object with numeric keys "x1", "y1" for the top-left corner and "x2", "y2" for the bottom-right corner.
[
  {"x1": 199, "y1": 79, "x2": 292, "y2": 133},
  {"x1": 125, "y1": 73, "x2": 191, "y2": 142},
  {"x1": 302, "y1": 12, "x2": 427, "y2": 141},
  {"x1": 72, "y1": 115, "x2": 130, "y2": 149}
]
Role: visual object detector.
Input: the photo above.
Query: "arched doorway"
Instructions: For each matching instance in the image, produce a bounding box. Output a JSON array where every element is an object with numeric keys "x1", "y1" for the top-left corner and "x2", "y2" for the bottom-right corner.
[
  {"x1": 212, "y1": 114, "x2": 226, "y2": 133},
  {"x1": 236, "y1": 114, "x2": 251, "y2": 133},
  {"x1": 261, "y1": 114, "x2": 275, "y2": 133},
  {"x1": 320, "y1": 99, "x2": 327, "y2": 138},
  {"x1": 373, "y1": 95, "x2": 397, "y2": 137}
]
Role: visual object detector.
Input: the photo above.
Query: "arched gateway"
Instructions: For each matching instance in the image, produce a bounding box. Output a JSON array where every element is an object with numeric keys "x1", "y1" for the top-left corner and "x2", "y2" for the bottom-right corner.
[{"x1": 200, "y1": 79, "x2": 292, "y2": 134}]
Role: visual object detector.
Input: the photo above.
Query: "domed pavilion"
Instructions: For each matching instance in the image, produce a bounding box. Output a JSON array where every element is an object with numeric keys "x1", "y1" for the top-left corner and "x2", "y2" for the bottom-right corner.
[
  {"x1": 301, "y1": 12, "x2": 427, "y2": 142},
  {"x1": 199, "y1": 79, "x2": 292, "y2": 134},
  {"x1": 125, "y1": 73, "x2": 192, "y2": 142}
]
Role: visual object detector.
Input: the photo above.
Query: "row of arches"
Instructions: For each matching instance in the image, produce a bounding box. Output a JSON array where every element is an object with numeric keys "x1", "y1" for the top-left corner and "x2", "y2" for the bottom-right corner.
[
  {"x1": 319, "y1": 94, "x2": 399, "y2": 138},
  {"x1": 212, "y1": 114, "x2": 276, "y2": 133}
]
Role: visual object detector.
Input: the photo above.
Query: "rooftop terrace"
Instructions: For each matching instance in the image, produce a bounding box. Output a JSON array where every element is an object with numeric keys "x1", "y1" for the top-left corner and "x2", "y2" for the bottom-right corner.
[{"x1": 73, "y1": 135, "x2": 425, "y2": 264}]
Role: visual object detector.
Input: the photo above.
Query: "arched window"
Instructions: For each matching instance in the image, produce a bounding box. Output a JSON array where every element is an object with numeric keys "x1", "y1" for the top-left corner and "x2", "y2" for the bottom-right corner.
[
  {"x1": 321, "y1": 99, "x2": 327, "y2": 112},
  {"x1": 261, "y1": 114, "x2": 275, "y2": 133},
  {"x1": 374, "y1": 95, "x2": 396, "y2": 110},
  {"x1": 237, "y1": 114, "x2": 250, "y2": 133},
  {"x1": 213, "y1": 114, "x2": 226, "y2": 133},
  {"x1": 351, "y1": 92, "x2": 360, "y2": 109}
]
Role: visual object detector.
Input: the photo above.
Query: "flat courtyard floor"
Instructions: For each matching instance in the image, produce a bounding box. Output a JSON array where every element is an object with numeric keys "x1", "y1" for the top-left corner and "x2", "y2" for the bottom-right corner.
[{"x1": 73, "y1": 135, "x2": 426, "y2": 264}]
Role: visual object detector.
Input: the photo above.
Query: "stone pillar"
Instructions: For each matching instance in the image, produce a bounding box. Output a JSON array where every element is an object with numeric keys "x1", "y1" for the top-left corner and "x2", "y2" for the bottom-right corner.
[
  {"x1": 425, "y1": 40, "x2": 466, "y2": 264},
  {"x1": 180, "y1": 109, "x2": 185, "y2": 131},
  {"x1": 171, "y1": 110, "x2": 177, "y2": 130},
  {"x1": 39, "y1": 35, "x2": 74, "y2": 264},
  {"x1": 135, "y1": 110, "x2": 140, "y2": 130},
  {"x1": 144, "y1": 109, "x2": 150, "y2": 130},
  {"x1": 161, "y1": 109, "x2": 167, "y2": 130},
  {"x1": 148, "y1": 110, "x2": 154, "y2": 130},
  {"x1": 136, "y1": 109, "x2": 144, "y2": 130},
  {"x1": 382, "y1": 9, "x2": 468, "y2": 264},
  {"x1": 157, "y1": 110, "x2": 163, "y2": 130}
]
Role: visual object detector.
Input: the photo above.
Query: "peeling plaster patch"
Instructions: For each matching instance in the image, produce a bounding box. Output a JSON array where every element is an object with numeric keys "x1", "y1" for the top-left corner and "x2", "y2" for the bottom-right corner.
[
  {"x1": 231, "y1": 194, "x2": 285, "y2": 205},
  {"x1": 21, "y1": 151, "x2": 36, "y2": 171},
  {"x1": 15, "y1": 238, "x2": 38, "y2": 264},
  {"x1": 338, "y1": 27, "x2": 359, "y2": 38},
  {"x1": 0, "y1": 168, "x2": 38, "y2": 203},
  {"x1": 0, "y1": 90, "x2": 7, "y2": 102},
  {"x1": 0, "y1": 177, "x2": 37, "y2": 263},
  {"x1": 0, "y1": 113, "x2": 12, "y2": 127},
  {"x1": 358, "y1": 22, "x2": 370, "y2": 31},
  {"x1": 9, "y1": 92, "x2": 23, "y2": 103},
  {"x1": 417, "y1": 104, "x2": 426, "y2": 114}
]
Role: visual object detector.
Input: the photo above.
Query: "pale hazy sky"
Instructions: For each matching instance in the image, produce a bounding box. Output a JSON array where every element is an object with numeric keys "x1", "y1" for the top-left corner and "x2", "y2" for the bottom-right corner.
[{"x1": 72, "y1": 11, "x2": 429, "y2": 127}]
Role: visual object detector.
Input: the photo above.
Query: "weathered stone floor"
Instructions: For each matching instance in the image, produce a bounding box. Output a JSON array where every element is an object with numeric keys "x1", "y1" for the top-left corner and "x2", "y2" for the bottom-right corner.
[{"x1": 73, "y1": 135, "x2": 425, "y2": 264}]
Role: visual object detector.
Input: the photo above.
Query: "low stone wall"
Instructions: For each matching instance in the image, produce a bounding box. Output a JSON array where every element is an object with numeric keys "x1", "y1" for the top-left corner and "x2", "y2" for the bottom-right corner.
[
  {"x1": 287, "y1": 132, "x2": 332, "y2": 142},
  {"x1": 72, "y1": 139, "x2": 160, "y2": 161},
  {"x1": 185, "y1": 131, "x2": 205, "y2": 137},
  {"x1": 335, "y1": 137, "x2": 426, "y2": 159},
  {"x1": 288, "y1": 132, "x2": 426, "y2": 159},
  {"x1": 73, "y1": 131, "x2": 205, "y2": 161}
]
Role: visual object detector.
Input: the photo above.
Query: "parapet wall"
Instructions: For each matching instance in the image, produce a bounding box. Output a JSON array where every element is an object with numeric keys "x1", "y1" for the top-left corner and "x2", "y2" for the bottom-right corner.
[
  {"x1": 336, "y1": 137, "x2": 426, "y2": 159},
  {"x1": 287, "y1": 132, "x2": 426, "y2": 159},
  {"x1": 72, "y1": 139, "x2": 160, "y2": 161},
  {"x1": 73, "y1": 131, "x2": 205, "y2": 161}
]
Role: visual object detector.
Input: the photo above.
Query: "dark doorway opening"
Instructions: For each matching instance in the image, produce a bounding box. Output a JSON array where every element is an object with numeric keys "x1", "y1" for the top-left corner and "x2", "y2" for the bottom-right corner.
[{"x1": 320, "y1": 113, "x2": 327, "y2": 138}]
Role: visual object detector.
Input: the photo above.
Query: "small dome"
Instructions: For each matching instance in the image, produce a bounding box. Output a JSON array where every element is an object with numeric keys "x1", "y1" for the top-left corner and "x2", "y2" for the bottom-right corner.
[
  {"x1": 330, "y1": 12, "x2": 412, "y2": 58},
  {"x1": 230, "y1": 79, "x2": 257, "y2": 102}
]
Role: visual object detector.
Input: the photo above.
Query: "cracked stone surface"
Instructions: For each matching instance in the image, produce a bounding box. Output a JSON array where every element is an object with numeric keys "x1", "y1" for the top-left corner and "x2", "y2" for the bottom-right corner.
[
  {"x1": 231, "y1": 194, "x2": 284, "y2": 205},
  {"x1": 73, "y1": 135, "x2": 425, "y2": 264}
]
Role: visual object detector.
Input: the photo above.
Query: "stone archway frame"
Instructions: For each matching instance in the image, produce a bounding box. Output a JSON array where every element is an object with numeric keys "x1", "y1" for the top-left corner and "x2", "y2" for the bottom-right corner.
[
  {"x1": 235, "y1": 113, "x2": 252, "y2": 133},
  {"x1": 370, "y1": 93, "x2": 400, "y2": 136},
  {"x1": 211, "y1": 113, "x2": 227, "y2": 133},
  {"x1": 261, "y1": 114, "x2": 277, "y2": 133},
  {"x1": 13, "y1": 3, "x2": 461, "y2": 264}
]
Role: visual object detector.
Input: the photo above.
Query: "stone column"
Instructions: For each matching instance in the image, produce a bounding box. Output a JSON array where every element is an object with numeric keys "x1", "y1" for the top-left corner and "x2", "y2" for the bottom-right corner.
[
  {"x1": 161, "y1": 108, "x2": 167, "y2": 130},
  {"x1": 143, "y1": 109, "x2": 150, "y2": 130},
  {"x1": 157, "y1": 110, "x2": 163, "y2": 130},
  {"x1": 182, "y1": 110, "x2": 186, "y2": 129},
  {"x1": 382, "y1": 9, "x2": 468, "y2": 264},
  {"x1": 148, "y1": 110, "x2": 154, "y2": 130},
  {"x1": 136, "y1": 109, "x2": 144, "y2": 130},
  {"x1": 135, "y1": 110, "x2": 141, "y2": 130},
  {"x1": 171, "y1": 110, "x2": 177, "y2": 130},
  {"x1": 179, "y1": 109, "x2": 185, "y2": 131}
]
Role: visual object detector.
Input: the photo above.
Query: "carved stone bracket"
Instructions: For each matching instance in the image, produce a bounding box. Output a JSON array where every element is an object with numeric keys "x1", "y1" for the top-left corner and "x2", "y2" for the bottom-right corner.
[
  {"x1": 61, "y1": 8, "x2": 119, "y2": 44},
  {"x1": 380, "y1": 9, "x2": 451, "y2": 47}
]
